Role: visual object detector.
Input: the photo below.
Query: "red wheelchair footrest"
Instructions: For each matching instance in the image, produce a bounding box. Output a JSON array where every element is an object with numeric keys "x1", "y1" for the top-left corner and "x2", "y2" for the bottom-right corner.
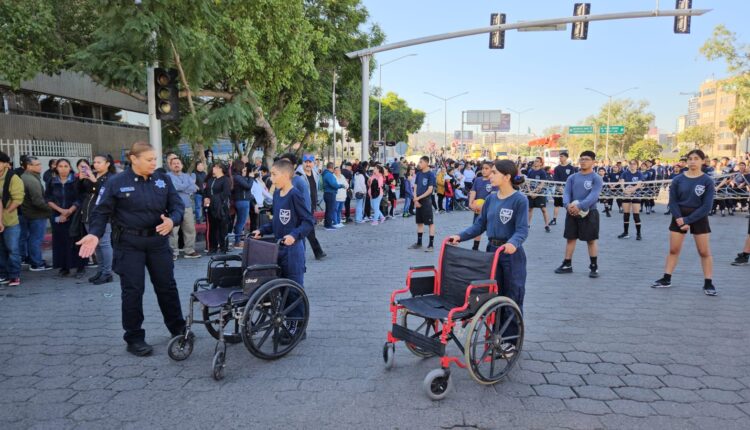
[{"x1": 392, "y1": 324, "x2": 445, "y2": 356}]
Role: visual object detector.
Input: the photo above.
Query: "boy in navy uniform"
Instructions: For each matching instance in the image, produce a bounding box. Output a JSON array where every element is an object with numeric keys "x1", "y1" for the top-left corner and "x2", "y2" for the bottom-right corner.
[
  {"x1": 526, "y1": 157, "x2": 551, "y2": 233},
  {"x1": 409, "y1": 156, "x2": 437, "y2": 252},
  {"x1": 252, "y1": 159, "x2": 315, "y2": 289},
  {"x1": 468, "y1": 161, "x2": 496, "y2": 250},
  {"x1": 555, "y1": 151, "x2": 604, "y2": 278},
  {"x1": 551, "y1": 152, "x2": 577, "y2": 226}
]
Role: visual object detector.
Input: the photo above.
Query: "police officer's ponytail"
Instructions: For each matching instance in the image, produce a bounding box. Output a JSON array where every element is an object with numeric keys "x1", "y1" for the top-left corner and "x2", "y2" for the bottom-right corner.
[{"x1": 494, "y1": 159, "x2": 525, "y2": 190}]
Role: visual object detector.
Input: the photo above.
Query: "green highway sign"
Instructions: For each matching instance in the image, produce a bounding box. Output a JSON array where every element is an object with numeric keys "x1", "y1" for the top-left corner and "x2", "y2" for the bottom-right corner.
[
  {"x1": 600, "y1": 125, "x2": 625, "y2": 134},
  {"x1": 568, "y1": 126, "x2": 593, "y2": 134}
]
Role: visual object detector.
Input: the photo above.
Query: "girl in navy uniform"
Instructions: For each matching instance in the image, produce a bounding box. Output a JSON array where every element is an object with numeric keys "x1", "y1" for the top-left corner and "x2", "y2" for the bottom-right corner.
[
  {"x1": 641, "y1": 161, "x2": 656, "y2": 215},
  {"x1": 448, "y1": 159, "x2": 529, "y2": 352},
  {"x1": 651, "y1": 150, "x2": 717, "y2": 296},
  {"x1": 468, "y1": 161, "x2": 496, "y2": 250},
  {"x1": 525, "y1": 157, "x2": 551, "y2": 233},
  {"x1": 597, "y1": 167, "x2": 613, "y2": 217},
  {"x1": 77, "y1": 142, "x2": 186, "y2": 356},
  {"x1": 619, "y1": 160, "x2": 645, "y2": 240},
  {"x1": 608, "y1": 165, "x2": 623, "y2": 214}
]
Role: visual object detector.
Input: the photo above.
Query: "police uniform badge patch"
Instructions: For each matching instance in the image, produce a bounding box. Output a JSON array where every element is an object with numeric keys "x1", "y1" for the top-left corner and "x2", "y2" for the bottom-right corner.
[
  {"x1": 695, "y1": 185, "x2": 705, "y2": 196},
  {"x1": 279, "y1": 209, "x2": 291, "y2": 225},
  {"x1": 499, "y1": 208, "x2": 513, "y2": 224},
  {"x1": 155, "y1": 179, "x2": 166, "y2": 189},
  {"x1": 584, "y1": 180, "x2": 592, "y2": 190}
]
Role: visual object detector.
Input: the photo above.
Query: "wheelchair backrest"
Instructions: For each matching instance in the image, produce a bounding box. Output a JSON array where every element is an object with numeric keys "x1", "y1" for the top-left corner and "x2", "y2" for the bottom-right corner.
[
  {"x1": 439, "y1": 244, "x2": 496, "y2": 307},
  {"x1": 242, "y1": 237, "x2": 279, "y2": 268}
]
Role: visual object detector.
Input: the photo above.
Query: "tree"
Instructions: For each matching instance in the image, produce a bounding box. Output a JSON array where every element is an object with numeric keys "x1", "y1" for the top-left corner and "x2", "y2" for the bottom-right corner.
[
  {"x1": 627, "y1": 138, "x2": 662, "y2": 160},
  {"x1": 0, "y1": 0, "x2": 384, "y2": 167},
  {"x1": 584, "y1": 99, "x2": 654, "y2": 160},
  {"x1": 347, "y1": 92, "x2": 424, "y2": 159},
  {"x1": 677, "y1": 125, "x2": 714, "y2": 151},
  {"x1": 701, "y1": 25, "x2": 750, "y2": 148}
]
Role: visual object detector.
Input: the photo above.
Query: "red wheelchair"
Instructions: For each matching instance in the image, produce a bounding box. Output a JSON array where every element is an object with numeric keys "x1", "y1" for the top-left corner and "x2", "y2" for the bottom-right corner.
[{"x1": 384, "y1": 239, "x2": 524, "y2": 400}]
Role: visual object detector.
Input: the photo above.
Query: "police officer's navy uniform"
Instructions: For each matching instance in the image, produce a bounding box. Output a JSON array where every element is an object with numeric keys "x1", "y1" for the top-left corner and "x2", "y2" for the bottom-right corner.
[{"x1": 88, "y1": 168, "x2": 186, "y2": 346}]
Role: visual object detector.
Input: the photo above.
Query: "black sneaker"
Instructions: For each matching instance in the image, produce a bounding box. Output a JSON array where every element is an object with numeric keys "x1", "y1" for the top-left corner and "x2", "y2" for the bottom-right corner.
[
  {"x1": 126, "y1": 340, "x2": 153, "y2": 357},
  {"x1": 650, "y1": 277, "x2": 672, "y2": 288},
  {"x1": 93, "y1": 275, "x2": 113, "y2": 285},
  {"x1": 731, "y1": 253, "x2": 749, "y2": 266},
  {"x1": 588, "y1": 265, "x2": 599, "y2": 278},
  {"x1": 549, "y1": 218, "x2": 557, "y2": 226},
  {"x1": 704, "y1": 284, "x2": 718, "y2": 296},
  {"x1": 314, "y1": 252, "x2": 327, "y2": 260},
  {"x1": 554, "y1": 263, "x2": 573, "y2": 274},
  {"x1": 408, "y1": 243, "x2": 422, "y2": 250},
  {"x1": 636, "y1": 234, "x2": 642, "y2": 241},
  {"x1": 88, "y1": 273, "x2": 102, "y2": 283},
  {"x1": 617, "y1": 233, "x2": 630, "y2": 239},
  {"x1": 424, "y1": 246, "x2": 434, "y2": 253},
  {"x1": 605, "y1": 210, "x2": 612, "y2": 218},
  {"x1": 29, "y1": 263, "x2": 53, "y2": 272},
  {"x1": 545, "y1": 226, "x2": 551, "y2": 233}
]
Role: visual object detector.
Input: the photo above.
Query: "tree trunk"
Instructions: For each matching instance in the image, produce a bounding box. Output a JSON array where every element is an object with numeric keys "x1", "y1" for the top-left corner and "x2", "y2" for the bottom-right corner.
[{"x1": 243, "y1": 81, "x2": 278, "y2": 167}]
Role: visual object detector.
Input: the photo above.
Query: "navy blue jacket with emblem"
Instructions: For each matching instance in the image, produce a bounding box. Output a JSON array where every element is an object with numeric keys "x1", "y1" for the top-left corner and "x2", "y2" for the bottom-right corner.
[
  {"x1": 458, "y1": 191, "x2": 529, "y2": 250},
  {"x1": 668, "y1": 173, "x2": 715, "y2": 224},
  {"x1": 471, "y1": 176, "x2": 497, "y2": 200},
  {"x1": 552, "y1": 164, "x2": 578, "y2": 182},
  {"x1": 88, "y1": 168, "x2": 184, "y2": 238},
  {"x1": 258, "y1": 187, "x2": 314, "y2": 241},
  {"x1": 415, "y1": 170, "x2": 436, "y2": 197}
]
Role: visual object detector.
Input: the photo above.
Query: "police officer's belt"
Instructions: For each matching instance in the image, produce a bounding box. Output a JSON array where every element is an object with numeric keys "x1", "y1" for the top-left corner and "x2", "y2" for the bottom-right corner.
[
  {"x1": 488, "y1": 238, "x2": 507, "y2": 247},
  {"x1": 120, "y1": 227, "x2": 158, "y2": 237}
]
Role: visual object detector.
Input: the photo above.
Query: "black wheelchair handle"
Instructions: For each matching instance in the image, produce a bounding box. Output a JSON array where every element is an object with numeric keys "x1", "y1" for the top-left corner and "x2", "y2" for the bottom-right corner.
[
  {"x1": 410, "y1": 265, "x2": 435, "y2": 270},
  {"x1": 209, "y1": 254, "x2": 242, "y2": 263},
  {"x1": 470, "y1": 279, "x2": 497, "y2": 286},
  {"x1": 245, "y1": 264, "x2": 280, "y2": 272}
]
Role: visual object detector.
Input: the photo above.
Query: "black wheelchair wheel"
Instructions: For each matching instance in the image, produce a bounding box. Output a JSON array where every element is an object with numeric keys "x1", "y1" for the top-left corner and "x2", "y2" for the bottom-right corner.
[
  {"x1": 167, "y1": 334, "x2": 194, "y2": 361},
  {"x1": 212, "y1": 350, "x2": 226, "y2": 381},
  {"x1": 202, "y1": 306, "x2": 242, "y2": 344},
  {"x1": 464, "y1": 296, "x2": 524, "y2": 385},
  {"x1": 398, "y1": 311, "x2": 440, "y2": 358},
  {"x1": 240, "y1": 279, "x2": 309, "y2": 360}
]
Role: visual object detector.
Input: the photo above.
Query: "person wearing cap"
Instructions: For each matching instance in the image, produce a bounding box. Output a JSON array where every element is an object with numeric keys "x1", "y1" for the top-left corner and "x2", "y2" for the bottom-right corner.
[
  {"x1": 551, "y1": 152, "x2": 577, "y2": 226},
  {"x1": 288, "y1": 153, "x2": 326, "y2": 259},
  {"x1": 0, "y1": 151, "x2": 24, "y2": 286}
]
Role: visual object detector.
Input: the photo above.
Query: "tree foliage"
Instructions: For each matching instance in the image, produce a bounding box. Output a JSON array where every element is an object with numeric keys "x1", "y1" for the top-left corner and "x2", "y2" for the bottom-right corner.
[
  {"x1": 701, "y1": 24, "x2": 750, "y2": 141},
  {"x1": 678, "y1": 124, "x2": 714, "y2": 151},
  {"x1": 627, "y1": 138, "x2": 662, "y2": 161},
  {"x1": 0, "y1": 0, "x2": 384, "y2": 166},
  {"x1": 347, "y1": 92, "x2": 424, "y2": 159},
  {"x1": 584, "y1": 99, "x2": 654, "y2": 160}
]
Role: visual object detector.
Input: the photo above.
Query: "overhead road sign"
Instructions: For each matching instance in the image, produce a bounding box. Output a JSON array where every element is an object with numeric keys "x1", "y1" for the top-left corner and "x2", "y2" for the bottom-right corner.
[
  {"x1": 465, "y1": 110, "x2": 503, "y2": 125},
  {"x1": 600, "y1": 125, "x2": 625, "y2": 134},
  {"x1": 568, "y1": 126, "x2": 594, "y2": 134}
]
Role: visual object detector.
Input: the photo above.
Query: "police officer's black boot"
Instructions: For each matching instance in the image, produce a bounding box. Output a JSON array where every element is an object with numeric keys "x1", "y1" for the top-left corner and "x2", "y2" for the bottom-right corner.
[{"x1": 126, "y1": 340, "x2": 153, "y2": 357}]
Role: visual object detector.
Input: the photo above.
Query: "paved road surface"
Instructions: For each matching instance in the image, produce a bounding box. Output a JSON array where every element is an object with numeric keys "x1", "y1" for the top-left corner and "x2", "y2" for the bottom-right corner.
[{"x1": 1, "y1": 204, "x2": 749, "y2": 429}]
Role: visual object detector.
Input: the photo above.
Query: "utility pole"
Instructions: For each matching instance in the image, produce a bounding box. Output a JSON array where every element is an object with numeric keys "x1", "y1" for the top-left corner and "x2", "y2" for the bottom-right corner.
[
  {"x1": 425, "y1": 91, "x2": 468, "y2": 154},
  {"x1": 585, "y1": 86, "x2": 638, "y2": 160},
  {"x1": 332, "y1": 70, "x2": 337, "y2": 166}
]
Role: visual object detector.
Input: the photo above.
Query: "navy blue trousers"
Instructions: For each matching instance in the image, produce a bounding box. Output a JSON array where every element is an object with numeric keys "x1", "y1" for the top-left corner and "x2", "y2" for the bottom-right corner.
[
  {"x1": 486, "y1": 244, "x2": 526, "y2": 344},
  {"x1": 113, "y1": 234, "x2": 185, "y2": 344},
  {"x1": 278, "y1": 241, "x2": 306, "y2": 318}
]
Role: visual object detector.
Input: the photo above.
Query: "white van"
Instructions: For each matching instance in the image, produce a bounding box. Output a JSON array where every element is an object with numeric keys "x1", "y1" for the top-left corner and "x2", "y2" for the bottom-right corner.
[{"x1": 543, "y1": 148, "x2": 567, "y2": 168}]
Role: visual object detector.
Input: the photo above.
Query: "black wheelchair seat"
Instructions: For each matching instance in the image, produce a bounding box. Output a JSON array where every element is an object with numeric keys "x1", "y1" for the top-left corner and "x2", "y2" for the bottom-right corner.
[
  {"x1": 398, "y1": 295, "x2": 473, "y2": 320},
  {"x1": 192, "y1": 287, "x2": 248, "y2": 308}
]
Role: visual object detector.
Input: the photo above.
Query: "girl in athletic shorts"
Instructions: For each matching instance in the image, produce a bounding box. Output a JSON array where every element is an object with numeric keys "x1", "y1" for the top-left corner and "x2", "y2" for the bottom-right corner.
[
  {"x1": 651, "y1": 150, "x2": 717, "y2": 296},
  {"x1": 619, "y1": 160, "x2": 645, "y2": 240}
]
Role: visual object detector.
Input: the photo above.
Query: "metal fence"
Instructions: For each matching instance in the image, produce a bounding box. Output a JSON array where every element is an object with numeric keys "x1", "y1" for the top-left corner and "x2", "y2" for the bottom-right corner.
[{"x1": 0, "y1": 139, "x2": 92, "y2": 168}]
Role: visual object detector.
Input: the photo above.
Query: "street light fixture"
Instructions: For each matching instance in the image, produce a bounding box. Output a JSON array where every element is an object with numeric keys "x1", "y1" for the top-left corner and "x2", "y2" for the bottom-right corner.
[
  {"x1": 584, "y1": 86, "x2": 638, "y2": 160},
  {"x1": 424, "y1": 91, "x2": 469, "y2": 152},
  {"x1": 505, "y1": 107, "x2": 534, "y2": 145}
]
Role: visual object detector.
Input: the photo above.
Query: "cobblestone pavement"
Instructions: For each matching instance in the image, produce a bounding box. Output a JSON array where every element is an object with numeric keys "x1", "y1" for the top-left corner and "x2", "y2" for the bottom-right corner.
[{"x1": 1, "y1": 204, "x2": 749, "y2": 429}]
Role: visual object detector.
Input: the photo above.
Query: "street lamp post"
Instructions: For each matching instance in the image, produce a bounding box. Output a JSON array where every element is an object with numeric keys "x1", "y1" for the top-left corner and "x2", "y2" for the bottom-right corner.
[
  {"x1": 378, "y1": 54, "x2": 417, "y2": 162},
  {"x1": 584, "y1": 86, "x2": 638, "y2": 160},
  {"x1": 506, "y1": 107, "x2": 534, "y2": 147},
  {"x1": 424, "y1": 91, "x2": 469, "y2": 154}
]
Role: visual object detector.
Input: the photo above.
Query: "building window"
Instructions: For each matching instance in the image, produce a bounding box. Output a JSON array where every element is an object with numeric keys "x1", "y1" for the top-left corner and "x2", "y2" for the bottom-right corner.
[
  {"x1": 702, "y1": 87, "x2": 716, "y2": 96},
  {"x1": 718, "y1": 143, "x2": 736, "y2": 151},
  {"x1": 702, "y1": 99, "x2": 715, "y2": 107},
  {"x1": 719, "y1": 121, "x2": 727, "y2": 127}
]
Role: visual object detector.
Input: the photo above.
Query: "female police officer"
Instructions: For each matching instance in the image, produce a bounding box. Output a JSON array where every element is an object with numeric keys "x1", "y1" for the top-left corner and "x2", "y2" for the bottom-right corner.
[{"x1": 77, "y1": 141, "x2": 187, "y2": 356}]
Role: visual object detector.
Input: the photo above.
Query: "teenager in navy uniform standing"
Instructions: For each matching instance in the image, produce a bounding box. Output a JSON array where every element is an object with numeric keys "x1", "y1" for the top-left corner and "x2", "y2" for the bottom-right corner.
[
  {"x1": 409, "y1": 156, "x2": 437, "y2": 252},
  {"x1": 651, "y1": 150, "x2": 717, "y2": 296},
  {"x1": 554, "y1": 151, "x2": 604, "y2": 278},
  {"x1": 597, "y1": 167, "x2": 614, "y2": 217},
  {"x1": 468, "y1": 161, "x2": 496, "y2": 251},
  {"x1": 448, "y1": 159, "x2": 529, "y2": 352},
  {"x1": 77, "y1": 142, "x2": 186, "y2": 356},
  {"x1": 550, "y1": 152, "x2": 577, "y2": 226},
  {"x1": 525, "y1": 157, "x2": 551, "y2": 233},
  {"x1": 618, "y1": 160, "x2": 645, "y2": 240},
  {"x1": 608, "y1": 164, "x2": 623, "y2": 214}
]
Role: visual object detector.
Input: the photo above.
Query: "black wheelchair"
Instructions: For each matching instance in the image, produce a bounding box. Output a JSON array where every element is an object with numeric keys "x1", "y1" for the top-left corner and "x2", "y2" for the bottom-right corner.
[
  {"x1": 384, "y1": 239, "x2": 524, "y2": 400},
  {"x1": 167, "y1": 236, "x2": 309, "y2": 380}
]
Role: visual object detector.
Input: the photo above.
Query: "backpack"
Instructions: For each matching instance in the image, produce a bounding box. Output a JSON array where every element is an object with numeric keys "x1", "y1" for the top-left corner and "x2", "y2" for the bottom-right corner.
[
  {"x1": 369, "y1": 178, "x2": 380, "y2": 198},
  {"x1": 2, "y1": 171, "x2": 17, "y2": 207}
]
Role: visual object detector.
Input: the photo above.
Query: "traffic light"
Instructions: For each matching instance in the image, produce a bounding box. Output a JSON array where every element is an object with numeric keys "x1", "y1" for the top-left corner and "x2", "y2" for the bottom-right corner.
[
  {"x1": 571, "y1": 3, "x2": 590, "y2": 40},
  {"x1": 489, "y1": 13, "x2": 506, "y2": 49},
  {"x1": 674, "y1": 0, "x2": 692, "y2": 34},
  {"x1": 153, "y1": 68, "x2": 180, "y2": 121},
  {"x1": 385, "y1": 141, "x2": 396, "y2": 147}
]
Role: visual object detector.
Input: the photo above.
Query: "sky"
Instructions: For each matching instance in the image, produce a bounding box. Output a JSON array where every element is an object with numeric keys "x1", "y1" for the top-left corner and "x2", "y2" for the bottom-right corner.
[{"x1": 358, "y1": 0, "x2": 747, "y2": 137}]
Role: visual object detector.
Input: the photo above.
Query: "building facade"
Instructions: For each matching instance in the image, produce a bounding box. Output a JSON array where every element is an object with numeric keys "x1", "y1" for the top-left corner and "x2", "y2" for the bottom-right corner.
[
  {"x1": 695, "y1": 78, "x2": 747, "y2": 158},
  {"x1": 0, "y1": 71, "x2": 148, "y2": 161}
]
